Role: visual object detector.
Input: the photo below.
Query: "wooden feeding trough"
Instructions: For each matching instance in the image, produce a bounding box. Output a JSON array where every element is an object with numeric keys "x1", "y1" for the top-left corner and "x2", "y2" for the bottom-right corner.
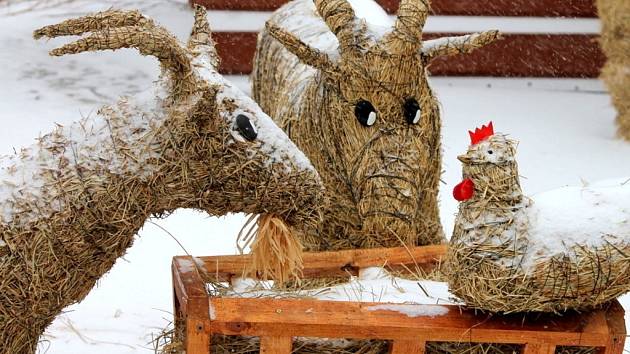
[{"x1": 171, "y1": 245, "x2": 626, "y2": 354}]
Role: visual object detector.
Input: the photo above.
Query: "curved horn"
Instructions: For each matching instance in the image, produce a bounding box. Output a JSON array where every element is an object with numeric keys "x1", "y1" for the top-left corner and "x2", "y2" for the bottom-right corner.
[
  {"x1": 383, "y1": 0, "x2": 429, "y2": 53},
  {"x1": 188, "y1": 5, "x2": 220, "y2": 69},
  {"x1": 314, "y1": 0, "x2": 361, "y2": 52}
]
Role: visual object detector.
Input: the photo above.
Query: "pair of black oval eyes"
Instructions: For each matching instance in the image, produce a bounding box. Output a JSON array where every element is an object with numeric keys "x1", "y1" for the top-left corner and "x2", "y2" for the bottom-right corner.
[{"x1": 354, "y1": 99, "x2": 421, "y2": 127}]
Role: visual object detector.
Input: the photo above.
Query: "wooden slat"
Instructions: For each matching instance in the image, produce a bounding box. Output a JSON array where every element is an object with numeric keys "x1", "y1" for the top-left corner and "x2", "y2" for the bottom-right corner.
[
  {"x1": 186, "y1": 318, "x2": 211, "y2": 354},
  {"x1": 212, "y1": 32, "x2": 604, "y2": 77},
  {"x1": 196, "y1": 245, "x2": 447, "y2": 281},
  {"x1": 389, "y1": 339, "x2": 426, "y2": 354},
  {"x1": 192, "y1": 0, "x2": 597, "y2": 17},
  {"x1": 522, "y1": 343, "x2": 556, "y2": 354},
  {"x1": 208, "y1": 297, "x2": 622, "y2": 347},
  {"x1": 260, "y1": 336, "x2": 293, "y2": 353}
]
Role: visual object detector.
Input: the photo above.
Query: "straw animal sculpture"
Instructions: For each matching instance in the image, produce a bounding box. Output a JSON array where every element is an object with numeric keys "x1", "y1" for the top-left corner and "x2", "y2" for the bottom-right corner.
[
  {"x1": 447, "y1": 123, "x2": 630, "y2": 313},
  {"x1": 0, "y1": 6, "x2": 324, "y2": 353},
  {"x1": 252, "y1": 0, "x2": 500, "y2": 251},
  {"x1": 597, "y1": 0, "x2": 630, "y2": 141}
]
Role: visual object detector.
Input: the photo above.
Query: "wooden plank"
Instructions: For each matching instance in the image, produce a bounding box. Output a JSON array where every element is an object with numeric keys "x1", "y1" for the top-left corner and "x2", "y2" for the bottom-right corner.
[
  {"x1": 260, "y1": 336, "x2": 293, "y2": 353},
  {"x1": 191, "y1": 0, "x2": 597, "y2": 17},
  {"x1": 212, "y1": 32, "x2": 604, "y2": 77},
  {"x1": 603, "y1": 301, "x2": 627, "y2": 354},
  {"x1": 208, "y1": 297, "x2": 620, "y2": 347},
  {"x1": 522, "y1": 343, "x2": 556, "y2": 354},
  {"x1": 172, "y1": 256, "x2": 210, "y2": 316},
  {"x1": 186, "y1": 318, "x2": 211, "y2": 354},
  {"x1": 389, "y1": 339, "x2": 426, "y2": 353},
  {"x1": 196, "y1": 244, "x2": 447, "y2": 281}
]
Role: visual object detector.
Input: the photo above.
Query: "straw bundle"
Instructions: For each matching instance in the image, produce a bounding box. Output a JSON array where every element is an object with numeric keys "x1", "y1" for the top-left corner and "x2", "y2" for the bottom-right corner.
[
  {"x1": 0, "y1": 7, "x2": 324, "y2": 353},
  {"x1": 446, "y1": 131, "x2": 630, "y2": 313},
  {"x1": 252, "y1": 0, "x2": 500, "y2": 251},
  {"x1": 597, "y1": 0, "x2": 630, "y2": 141}
]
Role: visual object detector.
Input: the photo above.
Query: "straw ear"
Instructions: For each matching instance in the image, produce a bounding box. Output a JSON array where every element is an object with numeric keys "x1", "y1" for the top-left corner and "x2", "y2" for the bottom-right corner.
[
  {"x1": 188, "y1": 4, "x2": 220, "y2": 69},
  {"x1": 422, "y1": 30, "x2": 501, "y2": 63},
  {"x1": 266, "y1": 22, "x2": 340, "y2": 78},
  {"x1": 189, "y1": 83, "x2": 220, "y2": 132}
]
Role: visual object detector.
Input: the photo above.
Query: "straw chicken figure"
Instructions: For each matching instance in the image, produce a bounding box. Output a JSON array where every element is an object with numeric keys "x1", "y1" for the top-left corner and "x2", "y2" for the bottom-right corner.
[
  {"x1": 253, "y1": 0, "x2": 500, "y2": 251},
  {"x1": 447, "y1": 122, "x2": 630, "y2": 313},
  {"x1": 0, "y1": 7, "x2": 323, "y2": 354}
]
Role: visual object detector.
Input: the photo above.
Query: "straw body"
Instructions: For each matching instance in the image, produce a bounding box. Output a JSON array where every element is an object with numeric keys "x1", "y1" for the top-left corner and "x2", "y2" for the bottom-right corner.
[
  {"x1": 1, "y1": 7, "x2": 323, "y2": 353},
  {"x1": 597, "y1": 0, "x2": 630, "y2": 141},
  {"x1": 253, "y1": 0, "x2": 498, "y2": 251},
  {"x1": 447, "y1": 134, "x2": 630, "y2": 313}
]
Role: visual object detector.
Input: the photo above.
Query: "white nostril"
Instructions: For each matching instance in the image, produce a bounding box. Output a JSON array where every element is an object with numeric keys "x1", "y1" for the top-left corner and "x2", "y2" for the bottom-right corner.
[{"x1": 367, "y1": 112, "x2": 377, "y2": 126}]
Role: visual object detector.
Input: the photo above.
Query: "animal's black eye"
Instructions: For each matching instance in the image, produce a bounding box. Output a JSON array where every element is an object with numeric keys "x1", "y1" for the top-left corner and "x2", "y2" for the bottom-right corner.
[
  {"x1": 235, "y1": 114, "x2": 257, "y2": 141},
  {"x1": 487, "y1": 150, "x2": 494, "y2": 155},
  {"x1": 403, "y1": 98, "x2": 421, "y2": 124},
  {"x1": 354, "y1": 100, "x2": 377, "y2": 127}
]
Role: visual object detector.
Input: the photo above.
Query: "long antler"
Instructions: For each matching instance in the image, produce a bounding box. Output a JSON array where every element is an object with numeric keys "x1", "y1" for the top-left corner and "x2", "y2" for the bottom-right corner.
[{"x1": 33, "y1": 9, "x2": 198, "y2": 100}]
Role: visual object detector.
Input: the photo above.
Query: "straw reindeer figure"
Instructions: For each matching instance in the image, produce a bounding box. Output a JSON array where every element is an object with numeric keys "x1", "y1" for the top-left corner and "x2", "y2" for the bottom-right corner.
[
  {"x1": 253, "y1": 0, "x2": 499, "y2": 251},
  {"x1": 0, "y1": 7, "x2": 323, "y2": 353}
]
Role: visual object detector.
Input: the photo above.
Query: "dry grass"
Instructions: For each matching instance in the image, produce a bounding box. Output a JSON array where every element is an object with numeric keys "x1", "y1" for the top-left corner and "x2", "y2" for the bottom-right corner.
[
  {"x1": 597, "y1": 0, "x2": 630, "y2": 141},
  {"x1": 446, "y1": 134, "x2": 630, "y2": 313},
  {"x1": 1, "y1": 7, "x2": 324, "y2": 353}
]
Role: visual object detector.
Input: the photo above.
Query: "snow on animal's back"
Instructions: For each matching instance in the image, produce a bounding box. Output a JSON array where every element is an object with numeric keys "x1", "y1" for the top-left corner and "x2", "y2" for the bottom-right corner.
[{"x1": 524, "y1": 178, "x2": 630, "y2": 267}]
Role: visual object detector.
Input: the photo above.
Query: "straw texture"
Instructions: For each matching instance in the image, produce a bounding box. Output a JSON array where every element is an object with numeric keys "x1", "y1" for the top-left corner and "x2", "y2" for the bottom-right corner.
[
  {"x1": 446, "y1": 133, "x2": 630, "y2": 313},
  {"x1": 1, "y1": 6, "x2": 323, "y2": 353},
  {"x1": 252, "y1": 0, "x2": 499, "y2": 251},
  {"x1": 597, "y1": 0, "x2": 630, "y2": 141}
]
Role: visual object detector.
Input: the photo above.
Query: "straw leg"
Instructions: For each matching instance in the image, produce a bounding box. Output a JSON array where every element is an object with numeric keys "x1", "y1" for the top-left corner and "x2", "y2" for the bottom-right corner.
[
  {"x1": 522, "y1": 343, "x2": 555, "y2": 354},
  {"x1": 186, "y1": 318, "x2": 210, "y2": 354},
  {"x1": 389, "y1": 339, "x2": 426, "y2": 353},
  {"x1": 260, "y1": 336, "x2": 292, "y2": 353}
]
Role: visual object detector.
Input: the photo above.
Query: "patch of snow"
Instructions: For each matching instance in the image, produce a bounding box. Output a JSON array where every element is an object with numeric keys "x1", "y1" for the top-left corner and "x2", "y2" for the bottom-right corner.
[
  {"x1": 522, "y1": 178, "x2": 630, "y2": 268},
  {"x1": 366, "y1": 303, "x2": 449, "y2": 318}
]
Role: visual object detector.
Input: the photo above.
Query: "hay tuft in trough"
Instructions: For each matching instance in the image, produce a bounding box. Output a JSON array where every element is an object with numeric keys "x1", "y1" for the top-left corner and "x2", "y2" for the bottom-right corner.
[
  {"x1": 252, "y1": 0, "x2": 500, "y2": 251},
  {"x1": 0, "y1": 6, "x2": 324, "y2": 353}
]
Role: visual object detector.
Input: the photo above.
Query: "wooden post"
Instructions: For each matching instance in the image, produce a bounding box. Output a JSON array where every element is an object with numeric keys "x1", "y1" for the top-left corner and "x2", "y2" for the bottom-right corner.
[
  {"x1": 389, "y1": 339, "x2": 426, "y2": 354},
  {"x1": 260, "y1": 336, "x2": 293, "y2": 353},
  {"x1": 522, "y1": 343, "x2": 556, "y2": 354},
  {"x1": 186, "y1": 318, "x2": 210, "y2": 354}
]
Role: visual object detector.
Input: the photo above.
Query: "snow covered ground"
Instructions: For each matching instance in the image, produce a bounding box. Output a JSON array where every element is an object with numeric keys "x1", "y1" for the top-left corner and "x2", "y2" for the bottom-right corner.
[{"x1": 0, "y1": 0, "x2": 629, "y2": 353}]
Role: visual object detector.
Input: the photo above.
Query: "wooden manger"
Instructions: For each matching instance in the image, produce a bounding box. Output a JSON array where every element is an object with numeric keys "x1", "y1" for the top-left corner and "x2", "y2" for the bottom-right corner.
[{"x1": 171, "y1": 245, "x2": 626, "y2": 354}]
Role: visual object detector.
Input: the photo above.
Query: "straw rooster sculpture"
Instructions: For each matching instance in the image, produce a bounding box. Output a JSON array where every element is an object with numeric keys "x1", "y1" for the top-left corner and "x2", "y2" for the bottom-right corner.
[
  {"x1": 0, "y1": 7, "x2": 323, "y2": 354},
  {"x1": 447, "y1": 122, "x2": 630, "y2": 313},
  {"x1": 253, "y1": 0, "x2": 500, "y2": 251}
]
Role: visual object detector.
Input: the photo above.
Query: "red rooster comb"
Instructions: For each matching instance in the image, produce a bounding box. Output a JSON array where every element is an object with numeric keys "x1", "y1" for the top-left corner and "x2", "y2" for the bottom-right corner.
[{"x1": 468, "y1": 122, "x2": 494, "y2": 145}]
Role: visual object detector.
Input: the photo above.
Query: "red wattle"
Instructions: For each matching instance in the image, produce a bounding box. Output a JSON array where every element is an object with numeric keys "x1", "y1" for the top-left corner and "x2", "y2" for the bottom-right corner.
[{"x1": 453, "y1": 179, "x2": 474, "y2": 201}]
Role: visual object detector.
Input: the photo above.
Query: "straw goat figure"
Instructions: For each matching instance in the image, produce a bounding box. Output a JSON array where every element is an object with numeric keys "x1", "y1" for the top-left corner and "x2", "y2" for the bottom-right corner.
[
  {"x1": 0, "y1": 7, "x2": 323, "y2": 353},
  {"x1": 253, "y1": 0, "x2": 500, "y2": 251}
]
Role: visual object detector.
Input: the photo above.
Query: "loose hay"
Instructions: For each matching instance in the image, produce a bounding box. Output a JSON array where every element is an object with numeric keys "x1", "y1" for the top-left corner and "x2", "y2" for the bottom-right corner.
[
  {"x1": 240, "y1": 214, "x2": 305, "y2": 284},
  {"x1": 0, "y1": 6, "x2": 324, "y2": 354},
  {"x1": 597, "y1": 0, "x2": 630, "y2": 141},
  {"x1": 252, "y1": 0, "x2": 499, "y2": 251},
  {"x1": 446, "y1": 131, "x2": 630, "y2": 313}
]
